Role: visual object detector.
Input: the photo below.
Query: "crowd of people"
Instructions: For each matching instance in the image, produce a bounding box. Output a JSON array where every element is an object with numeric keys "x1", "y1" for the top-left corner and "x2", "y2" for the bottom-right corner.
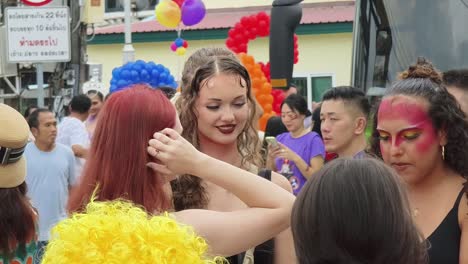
[{"x1": 0, "y1": 48, "x2": 467, "y2": 264}]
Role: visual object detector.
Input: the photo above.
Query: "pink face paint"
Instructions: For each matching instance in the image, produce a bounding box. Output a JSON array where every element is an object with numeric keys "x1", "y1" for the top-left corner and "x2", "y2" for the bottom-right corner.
[{"x1": 377, "y1": 97, "x2": 438, "y2": 154}]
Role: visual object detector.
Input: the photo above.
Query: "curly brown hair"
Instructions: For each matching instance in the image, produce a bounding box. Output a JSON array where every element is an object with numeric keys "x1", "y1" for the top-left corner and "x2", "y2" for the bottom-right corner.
[
  {"x1": 370, "y1": 57, "x2": 468, "y2": 196},
  {"x1": 180, "y1": 47, "x2": 238, "y2": 91},
  {"x1": 171, "y1": 55, "x2": 262, "y2": 210}
]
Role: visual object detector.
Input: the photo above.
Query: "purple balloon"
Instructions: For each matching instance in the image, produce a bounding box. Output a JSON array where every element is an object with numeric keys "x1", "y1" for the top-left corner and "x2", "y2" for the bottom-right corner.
[{"x1": 181, "y1": 0, "x2": 206, "y2": 26}]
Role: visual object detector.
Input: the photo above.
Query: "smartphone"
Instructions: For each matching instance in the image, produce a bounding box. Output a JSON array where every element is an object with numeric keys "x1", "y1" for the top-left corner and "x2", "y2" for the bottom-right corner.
[{"x1": 265, "y1": 136, "x2": 279, "y2": 148}]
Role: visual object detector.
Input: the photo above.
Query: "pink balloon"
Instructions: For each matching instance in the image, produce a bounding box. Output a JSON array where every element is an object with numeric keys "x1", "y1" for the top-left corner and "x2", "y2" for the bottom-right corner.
[{"x1": 170, "y1": 42, "x2": 177, "y2": 51}]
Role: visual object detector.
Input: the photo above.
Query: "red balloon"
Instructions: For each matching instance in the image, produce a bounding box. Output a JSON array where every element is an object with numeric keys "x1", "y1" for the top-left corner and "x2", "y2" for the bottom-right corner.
[
  {"x1": 173, "y1": 0, "x2": 185, "y2": 7},
  {"x1": 183, "y1": 40, "x2": 188, "y2": 48},
  {"x1": 241, "y1": 17, "x2": 250, "y2": 27}
]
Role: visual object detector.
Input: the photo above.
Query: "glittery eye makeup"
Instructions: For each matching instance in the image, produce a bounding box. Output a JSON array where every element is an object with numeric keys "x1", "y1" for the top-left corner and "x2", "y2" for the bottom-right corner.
[{"x1": 400, "y1": 129, "x2": 421, "y2": 140}]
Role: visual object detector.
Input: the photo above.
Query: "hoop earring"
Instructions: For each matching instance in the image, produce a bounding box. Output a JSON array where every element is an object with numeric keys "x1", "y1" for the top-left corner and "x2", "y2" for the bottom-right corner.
[{"x1": 442, "y1": 145, "x2": 445, "y2": 160}]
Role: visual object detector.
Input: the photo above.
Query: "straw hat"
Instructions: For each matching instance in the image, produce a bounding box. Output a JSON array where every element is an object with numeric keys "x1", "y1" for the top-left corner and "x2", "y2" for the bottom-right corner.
[{"x1": 0, "y1": 104, "x2": 29, "y2": 188}]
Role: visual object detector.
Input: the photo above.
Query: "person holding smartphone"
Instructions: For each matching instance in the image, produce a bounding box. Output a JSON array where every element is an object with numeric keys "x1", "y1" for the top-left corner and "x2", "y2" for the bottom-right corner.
[{"x1": 267, "y1": 94, "x2": 325, "y2": 195}]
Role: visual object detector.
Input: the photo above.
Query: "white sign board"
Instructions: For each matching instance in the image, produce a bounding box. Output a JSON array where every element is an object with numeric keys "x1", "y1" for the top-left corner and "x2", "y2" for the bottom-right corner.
[{"x1": 5, "y1": 7, "x2": 71, "y2": 63}]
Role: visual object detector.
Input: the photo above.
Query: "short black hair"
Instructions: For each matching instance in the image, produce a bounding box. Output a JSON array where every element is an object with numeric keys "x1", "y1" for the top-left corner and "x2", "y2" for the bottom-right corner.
[
  {"x1": 28, "y1": 108, "x2": 52, "y2": 129},
  {"x1": 442, "y1": 69, "x2": 468, "y2": 91},
  {"x1": 322, "y1": 86, "x2": 370, "y2": 117},
  {"x1": 70, "y1": 94, "x2": 92, "y2": 114}
]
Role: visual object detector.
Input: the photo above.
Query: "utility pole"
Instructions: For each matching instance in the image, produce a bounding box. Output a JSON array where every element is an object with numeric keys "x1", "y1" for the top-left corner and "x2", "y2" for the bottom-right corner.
[
  {"x1": 122, "y1": 0, "x2": 135, "y2": 64},
  {"x1": 69, "y1": 0, "x2": 85, "y2": 96}
]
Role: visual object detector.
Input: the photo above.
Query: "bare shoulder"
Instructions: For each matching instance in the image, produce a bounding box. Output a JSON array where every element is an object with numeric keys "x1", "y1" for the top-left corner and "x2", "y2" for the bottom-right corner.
[
  {"x1": 459, "y1": 191, "x2": 468, "y2": 227},
  {"x1": 271, "y1": 171, "x2": 292, "y2": 193}
]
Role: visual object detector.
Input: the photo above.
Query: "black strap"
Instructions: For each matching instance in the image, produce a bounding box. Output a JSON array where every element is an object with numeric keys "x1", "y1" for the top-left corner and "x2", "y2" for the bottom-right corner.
[
  {"x1": 454, "y1": 188, "x2": 465, "y2": 209},
  {"x1": 258, "y1": 169, "x2": 272, "y2": 181},
  {"x1": 0, "y1": 145, "x2": 26, "y2": 165}
]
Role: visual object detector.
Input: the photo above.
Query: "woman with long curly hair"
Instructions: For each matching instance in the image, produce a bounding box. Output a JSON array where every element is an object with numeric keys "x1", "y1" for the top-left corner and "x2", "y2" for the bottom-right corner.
[
  {"x1": 370, "y1": 58, "x2": 468, "y2": 264},
  {"x1": 173, "y1": 48, "x2": 295, "y2": 264},
  {"x1": 0, "y1": 104, "x2": 37, "y2": 263},
  {"x1": 67, "y1": 84, "x2": 294, "y2": 259}
]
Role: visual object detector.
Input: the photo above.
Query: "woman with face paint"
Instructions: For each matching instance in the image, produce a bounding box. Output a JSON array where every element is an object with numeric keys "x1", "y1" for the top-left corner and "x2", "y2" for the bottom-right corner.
[
  {"x1": 172, "y1": 48, "x2": 296, "y2": 264},
  {"x1": 370, "y1": 58, "x2": 468, "y2": 264}
]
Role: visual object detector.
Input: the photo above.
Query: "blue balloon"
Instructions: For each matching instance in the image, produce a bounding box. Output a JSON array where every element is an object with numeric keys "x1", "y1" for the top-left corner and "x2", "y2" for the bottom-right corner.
[
  {"x1": 131, "y1": 70, "x2": 139, "y2": 79},
  {"x1": 175, "y1": 38, "x2": 184, "y2": 47},
  {"x1": 155, "y1": 64, "x2": 164, "y2": 72},
  {"x1": 122, "y1": 62, "x2": 133, "y2": 70},
  {"x1": 132, "y1": 63, "x2": 143, "y2": 72},
  {"x1": 109, "y1": 60, "x2": 178, "y2": 94},
  {"x1": 167, "y1": 75, "x2": 175, "y2": 83},
  {"x1": 117, "y1": 79, "x2": 127, "y2": 88},
  {"x1": 121, "y1": 70, "x2": 131, "y2": 79},
  {"x1": 151, "y1": 69, "x2": 160, "y2": 79},
  {"x1": 112, "y1": 68, "x2": 122, "y2": 78}
]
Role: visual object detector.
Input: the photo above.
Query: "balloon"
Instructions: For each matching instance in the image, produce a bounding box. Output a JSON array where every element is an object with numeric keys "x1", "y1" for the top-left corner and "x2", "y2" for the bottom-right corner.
[
  {"x1": 181, "y1": 0, "x2": 206, "y2": 26},
  {"x1": 175, "y1": 38, "x2": 184, "y2": 47},
  {"x1": 109, "y1": 61, "x2": 177, "y2": 94},
  {"x1": 173, "y1": 0, "x2": 184, "y2": 7},
  {"x1": 121, "y1": 70, "x2": 130, "y2": 79},
  {"x1": 155, "y1": 0, "x2": 181, "y2": 28},
  {"x1": 170, "y1": 42, "x2": 177, "y2": 51},
  {"x1": 176, "y1": 47, "x2": 186, "y2": 56},
  {"x1": 183, "y1": 40, "x2": 188, "y2": 48}
]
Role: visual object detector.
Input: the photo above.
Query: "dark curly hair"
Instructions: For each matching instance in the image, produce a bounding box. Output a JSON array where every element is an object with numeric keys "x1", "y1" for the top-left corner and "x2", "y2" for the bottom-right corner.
[{"x1": 370, "y1": 58, "x2": 468, "y2": 194}]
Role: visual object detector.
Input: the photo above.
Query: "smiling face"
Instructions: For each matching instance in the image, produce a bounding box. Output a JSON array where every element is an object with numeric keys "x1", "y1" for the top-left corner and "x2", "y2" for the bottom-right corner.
[
  {"x1": 195, "y1": 73, "x2": 249, "y2": 145},
  {"x1": 377, "y1": 95, "x2": 445, "y2": 184},
  {"x1": 88, "y1": 93, "x2": 103, "y2": 116}
]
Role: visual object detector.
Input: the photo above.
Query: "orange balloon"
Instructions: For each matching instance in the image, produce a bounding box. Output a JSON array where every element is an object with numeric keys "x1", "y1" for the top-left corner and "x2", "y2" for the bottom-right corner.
[
  {"x1": 262, "y1": 82, "x2": 272, "y2": 95},
  {"x1": 257, "y1": 94, "x2": 269, "y2": 105},
  {"x1": 265, "y1": 94, "x2": 274, "y2": 105},
  {"x1": 263, "y1": 103, "x2": 273, "y2": 113},
  {"x1": 258, "y1": 114, "x2": 269, "y2": 131}
]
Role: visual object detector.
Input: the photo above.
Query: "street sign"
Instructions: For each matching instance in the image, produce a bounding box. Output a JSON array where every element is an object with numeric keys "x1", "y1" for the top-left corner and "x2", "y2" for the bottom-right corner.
[
  {"x1": 5, "y1": 7, "x2": 71, "y2": 63},
  {"x1": 21, "y1": 0, "x2": 53, "y2": 6}
]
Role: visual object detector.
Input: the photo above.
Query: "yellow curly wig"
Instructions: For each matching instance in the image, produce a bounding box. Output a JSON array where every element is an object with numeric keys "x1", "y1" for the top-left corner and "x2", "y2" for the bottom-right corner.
[{"x1": 42, "y1": 200, "x2": 226, "y2": 264}]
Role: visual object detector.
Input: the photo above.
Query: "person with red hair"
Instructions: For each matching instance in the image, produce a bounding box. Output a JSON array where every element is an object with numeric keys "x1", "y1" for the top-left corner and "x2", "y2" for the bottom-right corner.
[{"x1": 67, "y1": 84, "x2": 294, "y2": 257}]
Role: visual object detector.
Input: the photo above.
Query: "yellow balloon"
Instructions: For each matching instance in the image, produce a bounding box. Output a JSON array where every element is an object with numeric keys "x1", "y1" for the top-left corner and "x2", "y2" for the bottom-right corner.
[
  {"x1": 176, "y1": 47, "x2": 186, "y2": 56},
  {"x1": 155, "y1": 0, "x2": 181, "y2": 28}
]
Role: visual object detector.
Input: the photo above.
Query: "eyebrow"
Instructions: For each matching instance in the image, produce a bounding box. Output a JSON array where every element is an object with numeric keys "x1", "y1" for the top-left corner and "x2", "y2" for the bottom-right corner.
[
  {"x1": 207, "y1": 95, "x2": 246, "y2": 102},
  {"x1": 376, "y1": 126, "x2": 422, "y2": 134},
  {"x1": 320, "y1": 112, "x2": 337, "y2": 116}
]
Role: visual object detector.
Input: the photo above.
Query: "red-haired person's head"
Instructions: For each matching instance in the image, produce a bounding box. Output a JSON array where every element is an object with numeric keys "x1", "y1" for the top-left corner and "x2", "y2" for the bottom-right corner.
[{"x1": 68, "y1": 84, "x2": 179, "y2": 214}]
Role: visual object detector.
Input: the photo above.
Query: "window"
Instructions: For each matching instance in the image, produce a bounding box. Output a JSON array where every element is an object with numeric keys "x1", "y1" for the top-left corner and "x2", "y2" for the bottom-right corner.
[
  {"x1": 292, "y1": 74, "x2": 334, "y2": 109},
  {"x1": 105, "y1": 0, "x2": 159, "y2": 13}
]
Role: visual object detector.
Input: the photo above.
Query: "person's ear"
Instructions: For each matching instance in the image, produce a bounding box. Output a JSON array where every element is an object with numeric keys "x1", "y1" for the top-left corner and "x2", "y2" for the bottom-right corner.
[
  {"x1": 354, "y1": 116, "x2": 367, "y2": 135},
  {"x1": 31, "y1": 127, "x2": 39, "y2": 137},
  {"x1": 438, "y1": 126, "x2": 448, "y2": 146}
]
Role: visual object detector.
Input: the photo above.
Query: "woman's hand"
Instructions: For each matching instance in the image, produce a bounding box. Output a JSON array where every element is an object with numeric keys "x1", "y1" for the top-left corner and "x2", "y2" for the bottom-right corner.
[
  {"x1": 273, "y1": 143, "x2": 299, "y2": 163},
  {"x1": 147, "y1": 128, "x2": 206, "y2": 176}
]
